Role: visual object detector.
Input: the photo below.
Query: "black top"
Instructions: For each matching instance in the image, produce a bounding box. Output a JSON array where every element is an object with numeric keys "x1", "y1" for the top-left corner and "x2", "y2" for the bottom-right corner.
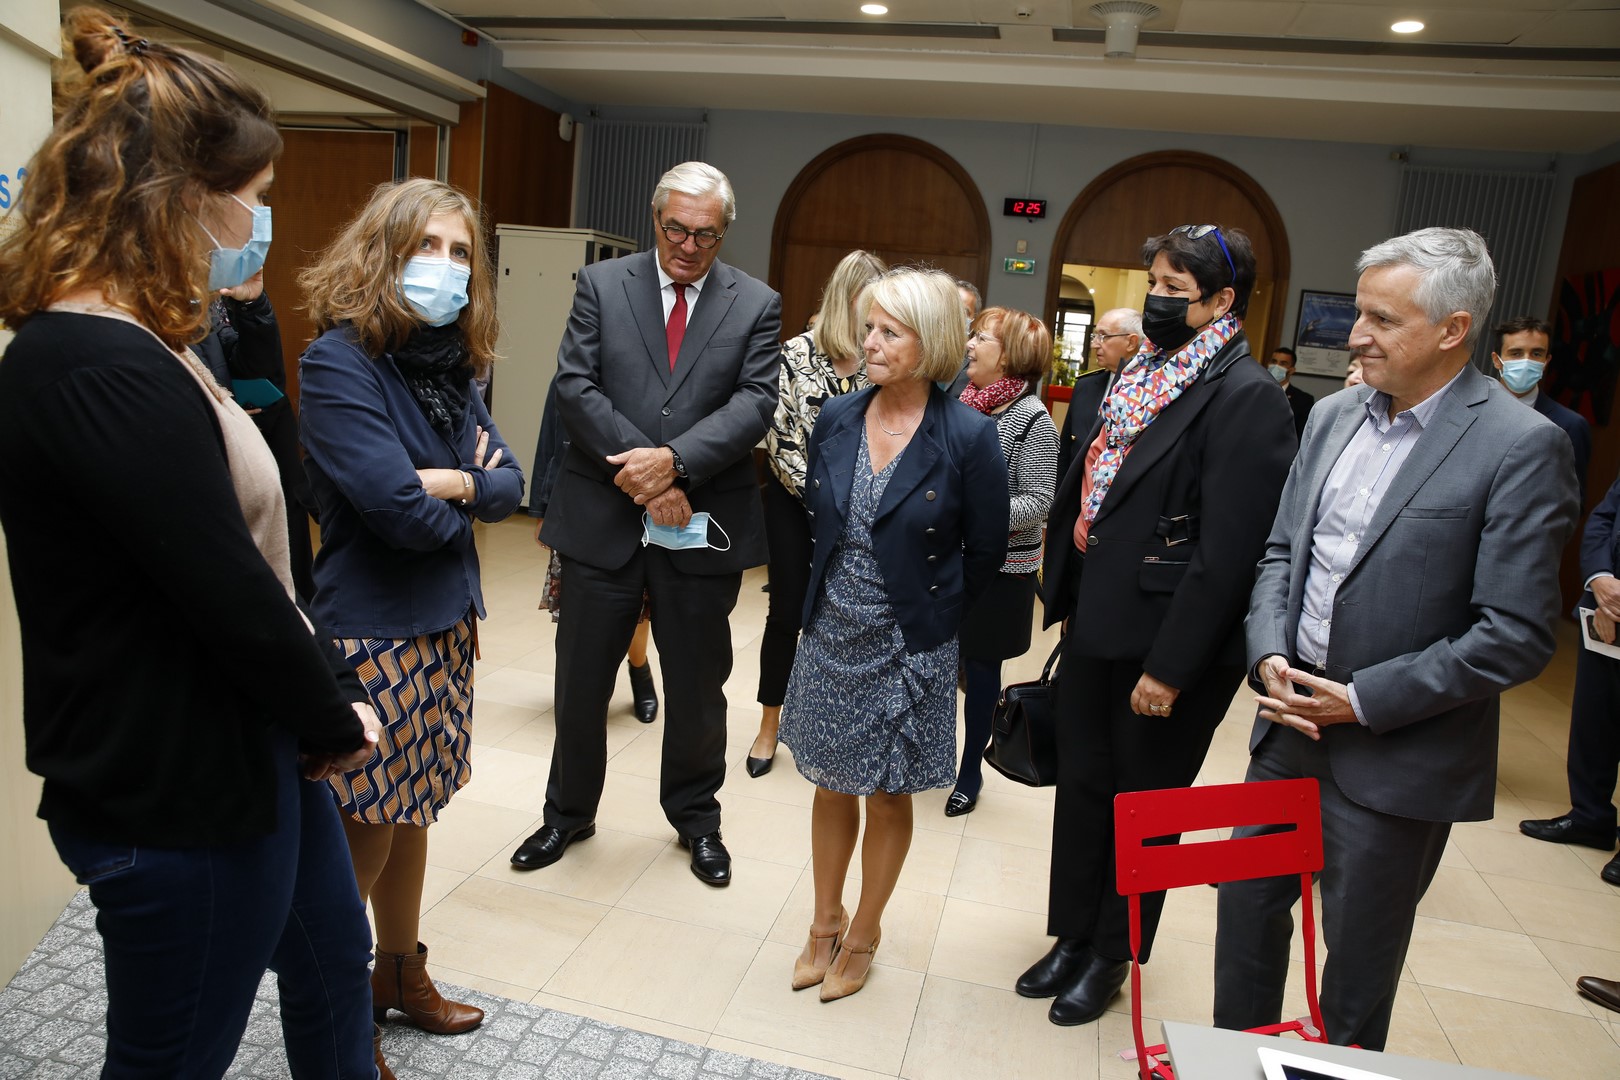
[{"x1": 0, "y1": 312, "x2": 365, "y2": 847}]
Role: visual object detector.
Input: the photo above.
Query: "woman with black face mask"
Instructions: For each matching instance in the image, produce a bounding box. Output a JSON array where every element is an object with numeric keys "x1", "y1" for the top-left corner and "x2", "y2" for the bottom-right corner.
[{"x1": 1014, "y1": 224, "x2": 1296, "y2": 1028}]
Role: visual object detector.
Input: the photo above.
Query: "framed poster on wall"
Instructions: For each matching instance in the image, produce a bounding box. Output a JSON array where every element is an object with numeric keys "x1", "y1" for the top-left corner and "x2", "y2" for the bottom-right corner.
[{"x1": 1293, "y1": 290, "x2": 1357, "y2": 378}]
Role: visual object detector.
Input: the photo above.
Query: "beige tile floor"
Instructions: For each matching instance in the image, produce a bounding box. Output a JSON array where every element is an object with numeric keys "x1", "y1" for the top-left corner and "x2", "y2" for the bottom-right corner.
[{"x1": 410, "y1": 516, "x2": 1620, "y2": 1079}]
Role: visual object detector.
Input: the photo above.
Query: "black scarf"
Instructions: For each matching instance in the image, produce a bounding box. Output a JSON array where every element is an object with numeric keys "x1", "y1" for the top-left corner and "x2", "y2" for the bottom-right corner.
[{"x1": 392, "y1": 323, "x2": 472, "y2": 438}]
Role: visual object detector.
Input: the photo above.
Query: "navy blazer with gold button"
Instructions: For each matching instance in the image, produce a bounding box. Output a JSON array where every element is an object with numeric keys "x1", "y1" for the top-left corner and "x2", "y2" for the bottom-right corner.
[{"x1": 801, "y1": 384, "x2": 1009, "y2": 654}]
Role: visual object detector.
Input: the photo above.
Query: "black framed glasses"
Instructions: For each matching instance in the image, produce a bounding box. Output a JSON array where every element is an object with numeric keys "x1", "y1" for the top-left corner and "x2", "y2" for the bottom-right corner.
[
  {"x1": 1171, "y1": 223, "x2": 1237, "y2": 282},
  {"x1": 658, "y1": 222, "x2": 725, "y2": 249}
]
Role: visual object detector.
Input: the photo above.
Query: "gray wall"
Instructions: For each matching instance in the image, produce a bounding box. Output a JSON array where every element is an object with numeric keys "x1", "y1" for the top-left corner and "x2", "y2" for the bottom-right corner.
[{"x1": 696, "y1": 108, "x2": 1583, "y2": 359}]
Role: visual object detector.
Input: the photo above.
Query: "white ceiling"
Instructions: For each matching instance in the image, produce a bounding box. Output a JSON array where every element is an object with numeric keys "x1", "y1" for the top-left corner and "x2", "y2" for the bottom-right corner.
[{"x1": 432, "y1": 0, "x2": 1620, "y2": 153}]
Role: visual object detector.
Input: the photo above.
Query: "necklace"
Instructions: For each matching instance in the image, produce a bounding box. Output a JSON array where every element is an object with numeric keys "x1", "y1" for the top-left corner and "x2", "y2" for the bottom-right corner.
[{"x1": 873, "y1": 403, "x2": 923, "y2": 436}]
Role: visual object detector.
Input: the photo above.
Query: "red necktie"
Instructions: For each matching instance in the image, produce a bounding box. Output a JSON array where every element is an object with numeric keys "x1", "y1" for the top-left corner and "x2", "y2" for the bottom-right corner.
[{"x1": 667, "y1": 284, "x2": 687, "y2": 371}]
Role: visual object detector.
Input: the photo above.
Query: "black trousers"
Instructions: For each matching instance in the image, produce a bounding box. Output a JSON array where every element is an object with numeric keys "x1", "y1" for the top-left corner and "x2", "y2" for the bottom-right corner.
[
  {"x1": 1568, "y1": 645, "x2": 1620, "y2": 834},
  {"x1": 545, "y1": 549, "x2": 740, "y2": 838},
  {"x1": 758, "y1": 471, "x2": 813, "y2": 707},
  {"x1": 1046, "y1": 640, "x2": 1242, "y2": 962}
]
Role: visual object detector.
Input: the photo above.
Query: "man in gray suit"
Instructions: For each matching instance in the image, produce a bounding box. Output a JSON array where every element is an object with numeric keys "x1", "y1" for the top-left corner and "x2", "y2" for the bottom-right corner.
[
  {"x1": 1213, "y1": 228, "x2": 1580, "y2": 1050},
  {"x1": 509, "y1": 162, "x2": 783, "y2": 886}
]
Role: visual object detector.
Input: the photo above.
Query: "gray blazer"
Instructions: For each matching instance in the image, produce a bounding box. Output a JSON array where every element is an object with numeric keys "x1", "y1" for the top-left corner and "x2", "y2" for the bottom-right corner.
[
  {"x1": 1245, "y1": 364, "x2": 1579, "y2": 822},
  {"x1": 541, "y1": 249, "x2": 783, "y2": 574}
]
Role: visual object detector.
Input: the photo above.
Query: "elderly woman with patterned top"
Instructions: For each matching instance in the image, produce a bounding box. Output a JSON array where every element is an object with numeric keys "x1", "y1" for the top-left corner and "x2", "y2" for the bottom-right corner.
[
  {"x1": 1017, "y1": 225, "x2": 1294, "y2": 1027},
  {"x1": 298, "y1": 178, "x2": 526, "y2": 1048},
  {"x1": 779, "y1": 268, "x2": 1009, "y2": 1001},
  {"x1": 747, "y1": 248, "x2": 886, "y2": 777},
  {"x1": 946, "y1": 307, "x2": 1060, "y2": 818},
  {"x1": 0, "y1": 10, "x2": 386, "y2": 1077}
]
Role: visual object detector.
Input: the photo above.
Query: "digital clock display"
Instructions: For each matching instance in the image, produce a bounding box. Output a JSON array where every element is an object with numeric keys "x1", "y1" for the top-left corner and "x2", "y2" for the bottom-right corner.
[{"x1": 1003, "y1": 198, "x2": 1047, "y2": 218}]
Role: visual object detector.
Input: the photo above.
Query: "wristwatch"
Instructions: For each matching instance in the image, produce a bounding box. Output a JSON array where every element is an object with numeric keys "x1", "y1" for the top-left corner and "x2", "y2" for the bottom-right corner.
[{"x1": 668, "y1": 447, "x2": 688, "y2": 478}]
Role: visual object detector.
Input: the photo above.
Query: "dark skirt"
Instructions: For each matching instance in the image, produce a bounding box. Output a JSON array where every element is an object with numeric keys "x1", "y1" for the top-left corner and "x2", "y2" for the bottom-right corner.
[{"x1": 959, "y1": 570, "x2": 1037, "y2": 662}]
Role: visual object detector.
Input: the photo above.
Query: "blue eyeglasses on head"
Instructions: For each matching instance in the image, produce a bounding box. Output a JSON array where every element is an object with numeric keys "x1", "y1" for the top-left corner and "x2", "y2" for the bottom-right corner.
[{"x1": 1171, "y1": 224, "x2": 1236, "y2": 283}]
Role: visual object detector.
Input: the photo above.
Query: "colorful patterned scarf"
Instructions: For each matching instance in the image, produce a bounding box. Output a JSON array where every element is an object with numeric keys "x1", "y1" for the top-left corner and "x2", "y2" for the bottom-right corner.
[
  {"x1": 959, "y1": 375, "x2": 1028, "y2": 415},
  {"x1": 1081, "y1": 312, "x2": 1240, "y2": 525}
]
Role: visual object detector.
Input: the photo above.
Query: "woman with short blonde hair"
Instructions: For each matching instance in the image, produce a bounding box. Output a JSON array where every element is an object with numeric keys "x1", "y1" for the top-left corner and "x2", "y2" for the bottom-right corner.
[{"x1": 779, "y1": 268, "x2": 1009, "y2": 1000}]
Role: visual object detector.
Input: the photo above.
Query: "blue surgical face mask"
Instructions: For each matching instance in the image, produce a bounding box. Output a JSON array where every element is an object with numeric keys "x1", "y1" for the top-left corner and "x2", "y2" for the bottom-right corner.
[
  {"x1": 1499, "y1": 359, "x2": 1545, "y2": 394},
  {"x1": 202, "y1": 194, "x2": 272, "y2": 291},
  {"x1": 640, "y1": 511, "x2": 732, "y2": 552},
  {"x1": 1267, "y1": 363, "x2": 1288, "y2": 384},
  {"x1": 400, "y1": 256, "x2": 472, "y2": 327}
]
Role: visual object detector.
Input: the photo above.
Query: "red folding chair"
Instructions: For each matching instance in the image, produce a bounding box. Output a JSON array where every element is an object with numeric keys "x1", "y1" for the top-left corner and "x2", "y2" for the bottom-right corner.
[{"x1": 1113, "y1": 778, "x2": 1328, "y2": 1080}]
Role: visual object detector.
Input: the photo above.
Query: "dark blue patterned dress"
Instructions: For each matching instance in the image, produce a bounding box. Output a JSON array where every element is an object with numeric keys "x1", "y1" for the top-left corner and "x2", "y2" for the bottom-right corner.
[{"x1": 780, "y1": 429, "x2": 958, "y2": 795}]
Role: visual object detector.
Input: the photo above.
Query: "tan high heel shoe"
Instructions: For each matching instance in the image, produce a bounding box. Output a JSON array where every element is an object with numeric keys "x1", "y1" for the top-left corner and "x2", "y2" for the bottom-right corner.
[
  {"x1": 792, "y1": 909, "x2": 849, "y2": 990},
  {"x1": 819, "y1": 928, "x2": 881, "y2": 1002}
]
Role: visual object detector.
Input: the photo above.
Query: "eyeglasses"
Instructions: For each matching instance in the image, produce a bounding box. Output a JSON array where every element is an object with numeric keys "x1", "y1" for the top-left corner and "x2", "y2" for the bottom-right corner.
[
  {"x1": 969, "y1": 330, "x2": 1001, "y2": 345},
  {"x1": 1171, "y1": 223, "x2": 1237, "y2": 282},
  {"x1": 657, "y1": 222, "x2": 725, "y2": 249},
  {"x1": 1092, "y1": 331, "x2": 1132, "y2": 343}
]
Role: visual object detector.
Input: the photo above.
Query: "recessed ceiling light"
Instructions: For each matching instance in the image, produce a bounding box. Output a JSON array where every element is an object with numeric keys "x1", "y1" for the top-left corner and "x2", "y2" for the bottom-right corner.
[
  {"x1": 861, "y1": 3, "x2": 889, "y2": 14},
  {"x1": 1391, "y1": 20, "x2": 1424, "y2": 34}
]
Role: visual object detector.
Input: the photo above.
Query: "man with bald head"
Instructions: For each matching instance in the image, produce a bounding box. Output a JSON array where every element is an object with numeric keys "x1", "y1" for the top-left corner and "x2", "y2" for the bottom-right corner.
[{"x1": 1056, "y1": 308, "x2": 1139, "y2": 482}]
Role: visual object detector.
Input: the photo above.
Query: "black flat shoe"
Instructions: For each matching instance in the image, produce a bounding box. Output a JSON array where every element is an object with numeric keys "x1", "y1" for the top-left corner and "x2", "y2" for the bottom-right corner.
[
  {"x1": 509, "y1": 822, "x2": 595, "y2": 870},
  {"x1": 1518, "y1": 814, "x2": 1615, "y2": 850},
  {"x1": 1016, "y1": 937, "x2": 1089, "y2": 998},
  {"x1": 1603, "y1": 852, "x2": 1620, "y2": 887},
  {"x1": 680, "y1": 831, "x2": 732, "y2": 886},
  {"x1": 944, "y1": 789, "x2": 978, "y2": 817},
  {"x1": 627, "y1": 659, "x2": 658, "y2": 724},
  {"x1": 1048, "y1": 951, "x2": 1129, "y2": 1026},
  {"x1": 746, "y1": 754, "x2": 774, "y2": 778}
]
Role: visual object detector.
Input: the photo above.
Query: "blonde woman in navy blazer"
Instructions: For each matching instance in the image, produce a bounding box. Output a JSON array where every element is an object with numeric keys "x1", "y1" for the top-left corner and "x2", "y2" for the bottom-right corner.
[{"x1": 779, "y1": 268, "x2": 1008, "y2": 1003}]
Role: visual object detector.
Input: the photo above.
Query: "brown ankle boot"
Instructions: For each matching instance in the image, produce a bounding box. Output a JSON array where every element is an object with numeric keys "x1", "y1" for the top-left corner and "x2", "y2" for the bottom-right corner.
[
  {"x1": 373, "y1": 1024, "x2": 396, "y2": 1080},
  {"x1": 371, "y1": 941, "x2": 484, "y2": 1034}
]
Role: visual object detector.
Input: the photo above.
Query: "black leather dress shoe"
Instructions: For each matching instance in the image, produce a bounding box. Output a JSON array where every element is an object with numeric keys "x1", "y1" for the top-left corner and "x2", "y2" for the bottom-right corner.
[
  {"x1": 627, "y1": 660, "x2": 658, "y2": 724},
  {"x1": 1603, "y1": 852, "x2": 1620, "y2": 887},
  {"x1": 944, "y1": 789, "x2": 978, "y2": 818},
  {"x1": 745, "y1": 754, "x2": 774, "y2": 778},
  {"x1": 1048, "y1": 950, "x2": 1130, "y2": 1027},
  {"x1": 1577, "y1": 975, "x2": 1620, "y2": 1013},
  {"x1": 680, "y1": 831, "x2": 732, "y2": 887},
  {"x1": 1518, "y1": 814, "x2": 1615, "y2": 850},
  {"x1": 1016, "y1": 937, "x2": 1089, "y2": 998},
  {"x1": 509, "y1": 823, "x2": 595, "y2": 870}
]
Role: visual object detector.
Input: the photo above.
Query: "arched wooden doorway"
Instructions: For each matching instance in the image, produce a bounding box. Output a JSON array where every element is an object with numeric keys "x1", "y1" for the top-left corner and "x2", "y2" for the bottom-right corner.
[
  {"x1": 1046, "y1": 151, "x2": 1290, "y2": 358},
  {"x1": 771, "y1": 135, "x2": 990, "y2": 336}
]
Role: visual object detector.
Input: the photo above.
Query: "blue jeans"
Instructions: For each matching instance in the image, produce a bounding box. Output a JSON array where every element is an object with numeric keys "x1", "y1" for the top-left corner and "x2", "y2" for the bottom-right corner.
[{"x1": 49, "y1": 735, "x2": 377, "y2": 1079}]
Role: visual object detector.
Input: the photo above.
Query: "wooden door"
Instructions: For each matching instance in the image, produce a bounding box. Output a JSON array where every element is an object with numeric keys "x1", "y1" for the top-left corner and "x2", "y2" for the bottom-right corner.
[
  {"x1": 770, "y1": 135, "x2": 990, "y2": 338},
  {"x1": 265, "y1": 128, "x2": 398, "y2": 405},
  {"x1": 1046, "y1": 151, "x2": 1290, "y2": 358}
]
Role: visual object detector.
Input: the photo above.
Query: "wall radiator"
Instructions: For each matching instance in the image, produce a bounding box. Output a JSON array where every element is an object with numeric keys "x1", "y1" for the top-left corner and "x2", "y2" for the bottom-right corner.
[
  {"x1": 1393, "y1": 164, "x2": 1557, "y2": 370},
  {"x1": 578, "y1": 119, "x2": 708, "y2": 253}
]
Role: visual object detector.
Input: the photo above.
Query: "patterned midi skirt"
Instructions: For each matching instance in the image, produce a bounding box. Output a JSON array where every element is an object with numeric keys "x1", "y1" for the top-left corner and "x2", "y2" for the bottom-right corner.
[{"x1": 328, "y1": 614, "x2": 474, "y2": 826}]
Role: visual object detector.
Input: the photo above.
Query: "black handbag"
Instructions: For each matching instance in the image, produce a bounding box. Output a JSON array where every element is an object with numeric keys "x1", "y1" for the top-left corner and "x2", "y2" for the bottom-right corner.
[{"x1": 982, "y1": 638, "x2": 1062, "y2": 787}]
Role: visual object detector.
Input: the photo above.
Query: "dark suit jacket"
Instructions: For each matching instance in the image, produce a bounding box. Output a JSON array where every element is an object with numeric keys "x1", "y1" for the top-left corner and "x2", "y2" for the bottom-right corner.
[
  {"x1": 1055, "y1": 368, "x2": 1112, "y2": 485},
  {"x1": 1284, "y1": 383, "x2": 1315, "y2": 440},
  {"x1": 1043, "y1": 332, "x2": 1295, "y2": 689},
  {"x1": 1531, "y1": 389, "x2": 1591, "y2": 506},
  {"x1": 1579, "y1": 473, "x2": 1620, "y2": 608},
  {"x1": 802, "y1": 385, "x2": 1009, "y2": 654},
  {"x1": 541, "y1": 250, "x2": 782, "y2": 574},
  {"x1": 1245, "y1": 367, "x2": 1580, "y2": 822}
]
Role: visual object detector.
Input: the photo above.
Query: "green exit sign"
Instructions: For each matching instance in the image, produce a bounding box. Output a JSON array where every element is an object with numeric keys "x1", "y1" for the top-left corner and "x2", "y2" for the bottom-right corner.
[{"x1": 1003, "y1": 258, "x2": 1036, "y2": 275}]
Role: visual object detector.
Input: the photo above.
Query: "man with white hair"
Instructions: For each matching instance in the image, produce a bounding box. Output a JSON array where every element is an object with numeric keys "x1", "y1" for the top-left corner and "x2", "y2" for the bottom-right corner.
[
  {"x1": 511, "y1": 162, "x2": 782, "y2": 887},
  {"x1": 1213, "y1": 227, "x2": 1580, "y2": 1049}
]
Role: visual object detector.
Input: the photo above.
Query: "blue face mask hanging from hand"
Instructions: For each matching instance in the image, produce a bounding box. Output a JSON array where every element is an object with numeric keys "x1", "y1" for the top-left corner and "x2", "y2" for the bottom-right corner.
[
  {"x1": 400, "y1": 256, "x2": 472, "y2": 327},
  {"x1": 641, "y1": 511, "x2": 731, "y2": 552},
  {"x1": 201, "y1": 194, "x2": 272, "y2": 291}
]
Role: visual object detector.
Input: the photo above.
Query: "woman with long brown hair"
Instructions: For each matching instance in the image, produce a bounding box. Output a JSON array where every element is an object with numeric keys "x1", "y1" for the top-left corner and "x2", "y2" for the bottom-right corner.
[
  {"x1": 298, "y1": 178, "x2": 524, "y2": 1041},
  {"x1": 0, "y1": 8, "x2": 383, "y2": 1076}
]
